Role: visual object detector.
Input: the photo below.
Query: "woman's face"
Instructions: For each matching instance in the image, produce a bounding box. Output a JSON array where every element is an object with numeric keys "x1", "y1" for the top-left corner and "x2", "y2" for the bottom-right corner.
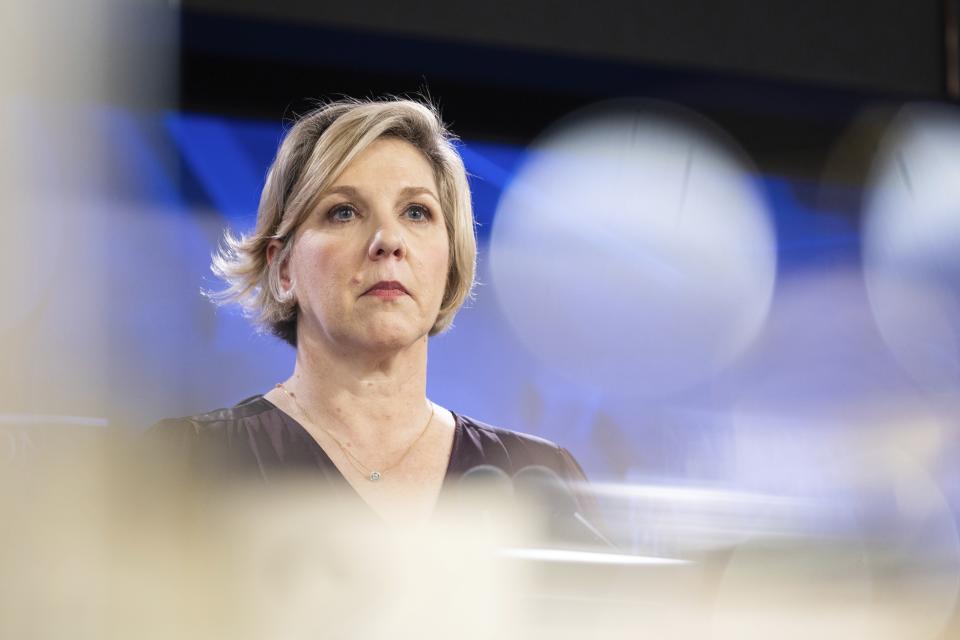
[{"x1": 279, "y1": 137, "x2": 450, "y2": 354}]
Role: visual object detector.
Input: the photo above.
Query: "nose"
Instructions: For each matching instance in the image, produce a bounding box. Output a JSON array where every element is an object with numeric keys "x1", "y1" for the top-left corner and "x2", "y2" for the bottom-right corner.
[{"x1": 367, "y1": 223, "x2": 407, "y2": 261}]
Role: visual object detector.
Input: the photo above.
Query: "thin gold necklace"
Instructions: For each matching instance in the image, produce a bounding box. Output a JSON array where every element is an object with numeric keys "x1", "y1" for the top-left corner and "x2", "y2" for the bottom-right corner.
[{"x1": 275, "y1": 383, "x2": 434, "y2": 482}]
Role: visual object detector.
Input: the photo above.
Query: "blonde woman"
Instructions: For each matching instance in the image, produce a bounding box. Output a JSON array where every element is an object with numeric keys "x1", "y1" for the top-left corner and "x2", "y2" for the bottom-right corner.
[{"x1": 154, "y1": 99, "x2": 593, "y2": 528}]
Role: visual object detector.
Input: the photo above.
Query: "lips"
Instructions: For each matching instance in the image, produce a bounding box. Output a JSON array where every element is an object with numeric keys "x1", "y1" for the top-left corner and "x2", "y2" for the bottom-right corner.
[{"x1": 363, "y1": 280, "x2": 409, "y2": 297}]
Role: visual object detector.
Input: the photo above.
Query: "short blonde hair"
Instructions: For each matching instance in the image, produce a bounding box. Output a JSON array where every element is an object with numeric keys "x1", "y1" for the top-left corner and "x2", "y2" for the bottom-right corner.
[{"x1": 208, "y1": 98, "x2": 477, "y2": 346}]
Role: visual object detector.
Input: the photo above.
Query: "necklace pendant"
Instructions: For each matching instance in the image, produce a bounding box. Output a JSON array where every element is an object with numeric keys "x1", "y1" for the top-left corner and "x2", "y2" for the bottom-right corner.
[{"x1": 369, "y1": 471, "x2": 382, "y2": 482}]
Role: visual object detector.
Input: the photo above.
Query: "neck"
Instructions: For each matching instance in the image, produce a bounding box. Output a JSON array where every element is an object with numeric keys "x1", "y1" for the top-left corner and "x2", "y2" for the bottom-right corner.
[{"x1": 282, "y1": 331, "x2": 431, "y2": 449}]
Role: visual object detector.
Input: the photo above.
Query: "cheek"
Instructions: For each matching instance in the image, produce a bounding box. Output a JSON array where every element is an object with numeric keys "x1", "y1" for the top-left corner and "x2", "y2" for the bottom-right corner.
[
  {"x1": 424, "y1": 232, "x2": 450, "y2": 276},
  {"x1": 291, "y1": 241, "x2": 342, "y2": 296},
  {"x1": 437, "y1": 239, "x2": 451, "y2": 273},
  {"x1": 431, "y1": 240, "x2": 452, "y2": 304}
]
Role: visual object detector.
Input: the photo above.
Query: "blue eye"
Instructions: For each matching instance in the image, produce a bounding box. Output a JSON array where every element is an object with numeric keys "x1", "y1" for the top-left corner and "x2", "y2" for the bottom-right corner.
[
  {"x1": 329, "y1": 205, "x2": 356, "y2": 222},
  {"x1": 405, "y1": 205, "x2": 430, "y2": 222}
]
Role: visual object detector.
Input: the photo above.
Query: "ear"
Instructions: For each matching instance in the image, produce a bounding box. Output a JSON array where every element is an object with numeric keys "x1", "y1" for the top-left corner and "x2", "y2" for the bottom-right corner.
[{"x1": 266, "y1": 239, "x2": 292, "y2": 291}]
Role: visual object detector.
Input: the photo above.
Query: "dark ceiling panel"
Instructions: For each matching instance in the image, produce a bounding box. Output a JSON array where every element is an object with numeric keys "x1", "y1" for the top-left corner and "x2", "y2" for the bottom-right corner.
[{"x1": 184, "y1": 0, "x2": 944, "y2": 96}]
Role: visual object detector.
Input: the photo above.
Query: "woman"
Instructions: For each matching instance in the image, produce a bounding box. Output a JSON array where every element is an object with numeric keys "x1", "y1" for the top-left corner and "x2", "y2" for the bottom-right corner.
[{"x1": 154, "y1": 98, "x2": 593, "y2": 528}]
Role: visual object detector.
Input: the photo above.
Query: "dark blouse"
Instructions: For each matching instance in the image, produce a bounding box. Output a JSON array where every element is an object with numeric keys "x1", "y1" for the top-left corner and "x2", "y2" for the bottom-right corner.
[{"x1": 151, "y1": 395, "x2": 594, "y2": 523}]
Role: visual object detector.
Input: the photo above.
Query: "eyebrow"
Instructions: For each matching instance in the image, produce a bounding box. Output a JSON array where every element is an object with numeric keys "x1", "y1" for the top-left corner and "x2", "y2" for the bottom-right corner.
[
  {"x1": 319, "y1": 185, "x2": 360, "y2": 199},
  {"x1": 397, "y1": 186, "x2": 440, "y2": 201},
  {"x1": 319, "y1": 185, "x2": 440, "y2": 202}
]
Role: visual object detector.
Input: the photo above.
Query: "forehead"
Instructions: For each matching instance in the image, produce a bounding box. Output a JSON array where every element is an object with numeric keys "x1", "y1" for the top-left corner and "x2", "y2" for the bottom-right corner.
[{"x1": 330, "y1": 136, "x2": 438, "y2": 193}]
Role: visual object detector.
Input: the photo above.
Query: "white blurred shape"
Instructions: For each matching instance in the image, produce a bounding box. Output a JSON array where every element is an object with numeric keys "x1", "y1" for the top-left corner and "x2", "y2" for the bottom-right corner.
[
  {"x1": 863, "y1": 103, "x2": 960, "y2": 395},
  {"x1": 499, "y1": 547, "x2": 688, "y2": 566},
  {"x1": 489, "y1": 101, "x2": 775, "y2": 397},
  {"x1": 591, "y1": 479, "x2": 823, "y2": 556}
]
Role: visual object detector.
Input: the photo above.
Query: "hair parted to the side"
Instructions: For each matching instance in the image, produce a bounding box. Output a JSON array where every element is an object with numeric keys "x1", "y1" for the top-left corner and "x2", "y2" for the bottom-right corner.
[{"x1": 206, "y1": 97, "x2": 477, "y2": 347}]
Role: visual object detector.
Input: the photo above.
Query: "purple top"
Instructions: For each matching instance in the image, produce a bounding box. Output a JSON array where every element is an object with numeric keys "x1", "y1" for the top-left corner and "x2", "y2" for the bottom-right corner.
[{"x1": 151, "y1": 395, "x2": 595, "y2": 522}]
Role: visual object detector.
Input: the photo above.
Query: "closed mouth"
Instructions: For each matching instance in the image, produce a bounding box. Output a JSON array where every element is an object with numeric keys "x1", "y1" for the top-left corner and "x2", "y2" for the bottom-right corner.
[{"x1": 363, "y1": 280, "x2": 409, "y2": 295}]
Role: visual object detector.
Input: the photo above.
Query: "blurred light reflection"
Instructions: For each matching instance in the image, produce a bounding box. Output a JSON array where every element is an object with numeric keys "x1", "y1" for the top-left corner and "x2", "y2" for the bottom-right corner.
[{"x1": 489, "y1": 100, "x2": 776, "y2": 398}]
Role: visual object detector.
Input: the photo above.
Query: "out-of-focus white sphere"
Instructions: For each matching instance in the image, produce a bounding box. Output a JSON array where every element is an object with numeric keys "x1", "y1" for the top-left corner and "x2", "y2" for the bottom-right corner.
[
  {"x1": 489, "y1": 101, "x2": 776, "y2": 397},
  {"x1": 863, "y1": 104, "x2": 960, "y2": 395}
]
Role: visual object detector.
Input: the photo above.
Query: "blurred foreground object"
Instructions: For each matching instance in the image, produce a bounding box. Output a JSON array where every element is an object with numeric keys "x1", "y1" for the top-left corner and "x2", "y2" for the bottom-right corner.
[
  {"x1": 2, "y1": 427, "x2": 958, "y2": 639},
  {"x1": 0, "y1": 0, "x2": 177, "y2": 428}
]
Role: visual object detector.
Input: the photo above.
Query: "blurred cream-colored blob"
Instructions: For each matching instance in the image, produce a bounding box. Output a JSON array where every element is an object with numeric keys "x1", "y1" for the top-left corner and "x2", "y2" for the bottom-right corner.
[
  {"x1": 220, "y1": 481, "x2": 530, "y2": 640},
  {"x1": 0, "y1": 1, "x2": 110, "y2": 344},
  {"x1": 3, "y1": 426, "x2": 958, "y2": 639},
  {"x1": 489, "y1": 101, "x2": 775, "y2": 397},
  {"x1": 711, "y1": 460, "x2": 960, "y2": 640},
  {"x1": 712, "y1": 537, "x2": 875, "y2": 640},
  {"x1": 726, "y1": 399, "x2": 960, "y2": 640},
  {"x1": 0, "y1": 1, "x2": 176, "y2": 423},
  {"x1": 714, "y1": 411, "x2": 960, "y2": 640},
  {"x1": 0, "y1": 434, "x2": 237, "y2": 640},
  {"x1": 863, "y1": 103, "x2": 960, "y2": 396},
  {"x1": 0, "y1": 438, "x2": 628, "y2": 640},
  {"x1": 849, "y1": 426, "x2": 960, "y2": 640}
]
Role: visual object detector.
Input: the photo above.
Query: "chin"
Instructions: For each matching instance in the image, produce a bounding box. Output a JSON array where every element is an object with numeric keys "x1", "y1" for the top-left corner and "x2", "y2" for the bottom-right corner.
[{"x1": 356, "y1": 319, "x2": 428, "y2": 352}]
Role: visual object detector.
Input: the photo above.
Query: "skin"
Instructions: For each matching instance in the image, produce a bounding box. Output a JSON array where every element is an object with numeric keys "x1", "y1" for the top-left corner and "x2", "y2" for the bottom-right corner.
[{"x1": 263, "y1": 137, "x2": 457, "y2": 526}]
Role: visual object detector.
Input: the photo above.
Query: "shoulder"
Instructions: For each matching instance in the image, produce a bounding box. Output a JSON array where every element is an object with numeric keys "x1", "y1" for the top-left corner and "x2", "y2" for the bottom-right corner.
[
  {"x1": 458, "y1": 414, "x2": 563, "y2": 454},
  {"x1": 452, "y1": 413, "x2": 588, "y2": 482},
  {"x1": 146, "y1": 395, "x2": 299, "y2": 476},
  {"x1": 149, "y1": 395, "x2": 274, "y2": 438},
  {"x1": 151, "y1": 394, "x2": 273, "y2": 426}
]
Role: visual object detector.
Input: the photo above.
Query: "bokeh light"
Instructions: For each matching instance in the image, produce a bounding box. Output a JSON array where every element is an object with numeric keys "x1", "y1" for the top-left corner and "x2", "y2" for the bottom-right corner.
[
  {"x1": 489, "y1": 101, "x2": 776, "y2": 398},
  {"x1": 863, "y1": 103, "x2": 960, "y2": 398}
]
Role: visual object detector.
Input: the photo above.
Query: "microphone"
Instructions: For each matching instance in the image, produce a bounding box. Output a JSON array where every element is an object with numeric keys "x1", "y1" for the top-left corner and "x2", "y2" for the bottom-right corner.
[
  {"x1": 446, "y1": 465, "x2": 516, "y2": 534},
  {"x1": 457, "y1": 464, "x2": 514, "y2": 497},
  {"x1": 512, "y1": 465, "x2": 614, "y2": 550}
]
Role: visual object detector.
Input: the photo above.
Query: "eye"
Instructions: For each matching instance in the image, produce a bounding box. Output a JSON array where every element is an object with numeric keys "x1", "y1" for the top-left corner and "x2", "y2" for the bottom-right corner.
[
  {"x1": 404, "y1": 204, "x2": 432, "y2": 222},
  {"x1": 328, "y1": 204, "x2": 357, "y2": 223}
]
